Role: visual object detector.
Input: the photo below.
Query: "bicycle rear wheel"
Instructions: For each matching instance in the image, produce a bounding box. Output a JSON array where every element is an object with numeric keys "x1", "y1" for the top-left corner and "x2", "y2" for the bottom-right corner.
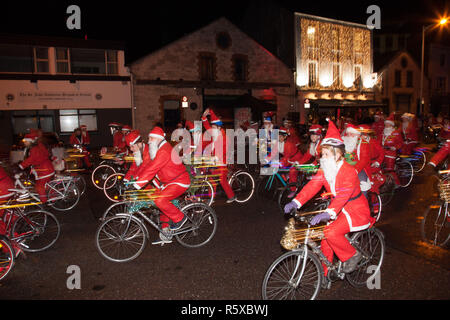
[
  {"x1": 47, "y1": 179, "x2": 80, "y2": 211},
  {"x1": 379, "y1": 173, "x2": 395, "y2": 206},
  {"x1": 420, "y1": 201, "x2": 450, "y2": 247},
  {"x1": 96, "y1": 215, "x2": 147, "y2": 263},
  {"x1": 411, "y1": 150, "x2": 426, "y2": 173},
  {"x1": 175, "y1": 202, "x2": 217, "y2": 248},
  {"x1": 346, "y1": 228, "x2": 385, "y2": 288},
  {"x1": 262, "y1": 249, "x2": 323, "y2": 300},
  {"x1": 228, "y1": 171, "x2": 255, "y2": 203},
  {"x1": 11, "y1": 210, "x2": 60, "y2": 252},
  {"x1": 91, "y1": 164, "x2": 116, "y2": 190},
  {"x1": 0, "y1": 237, "x2": 14, "y2": 281}
]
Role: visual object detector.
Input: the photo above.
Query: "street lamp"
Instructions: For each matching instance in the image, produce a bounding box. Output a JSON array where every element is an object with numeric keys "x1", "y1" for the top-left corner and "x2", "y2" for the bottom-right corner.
[{"x1": 420, "y1": 17, "x2": 448, "y2": 115}]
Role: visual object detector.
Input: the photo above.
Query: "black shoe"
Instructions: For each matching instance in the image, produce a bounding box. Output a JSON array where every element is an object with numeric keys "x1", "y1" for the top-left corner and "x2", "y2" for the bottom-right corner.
[
  {"x1": 170, "y1": 215, "x2": 188, "y2": 231},
  {"x1": 342, "y1": 252, "x2": 363, "y2": 274}
]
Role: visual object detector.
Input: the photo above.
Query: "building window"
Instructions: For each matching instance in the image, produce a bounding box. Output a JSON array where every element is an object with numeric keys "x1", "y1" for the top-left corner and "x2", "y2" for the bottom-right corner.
[
  {"x1": 354, "y1": 65, "x2": 362, "y2": 87},
  {"x1": 198, "y1": 52, "x2": 216, "y2": 81},
  {"x1": 395, "y1": 70, "x2": 401, "y2": 87},
  {"x1": 232, "y1": 54, "x2": 248, "y2": 81},
  {"x1": 70, "y1": 48, "x2": 106, "y2": 74},
  {"x1": 12, "y1": 110, "x2": 54, "y2": 135},
  {"x1": 436, "y1": 77, "x2": 447, "y2": 94},
  {"x1": 308, "y1": 61, "x2": 317, "y2": 87},
  {"x1": 56, "y1": 48, "x2": 71, "y2": 74},
  {"x1": 106, "y1": 50, "x2": 118, "y2": 75},
  {"x1": 34, "y1": 47, "x2": 49, "y2": 73},
  {"x1": 59, "y1": 109, "x2": 97, "y2": 133},
  {"x1": 0, "y1": 44, "x2": 33, "y2": 73},
  {"x1": 406, "y1": 71, "x2": 413, "y2": 88},
  {"x1": 216, "y1": 32, "x2": 232, "y2": 50},
  {"x1": 333, "y1": 63, "x2": 341, "y2": 87}
]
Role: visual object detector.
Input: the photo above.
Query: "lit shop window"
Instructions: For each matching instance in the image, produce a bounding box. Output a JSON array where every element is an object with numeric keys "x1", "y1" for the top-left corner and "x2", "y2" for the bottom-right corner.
[{"x1": 59, "y1": 109, "x2": 97, "y2": 133}]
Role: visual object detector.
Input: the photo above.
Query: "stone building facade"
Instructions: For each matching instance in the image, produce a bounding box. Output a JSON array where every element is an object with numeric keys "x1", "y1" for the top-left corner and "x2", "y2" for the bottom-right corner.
[{"x1": 130, "y1": 17, "x2": 294, "y2": 136}]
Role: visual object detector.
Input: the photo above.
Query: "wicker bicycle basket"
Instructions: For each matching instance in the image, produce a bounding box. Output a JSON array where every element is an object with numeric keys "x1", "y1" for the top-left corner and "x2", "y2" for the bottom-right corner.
[
  {"x1": 280, "y1": 218, "x2": 325, "y2": 251},
  {"x1": 438, "y1": 179, "x2": 450, "y2": 203}
]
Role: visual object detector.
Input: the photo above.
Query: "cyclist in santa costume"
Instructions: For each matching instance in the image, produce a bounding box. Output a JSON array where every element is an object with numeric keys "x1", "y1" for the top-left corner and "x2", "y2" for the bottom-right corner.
[
  {"x1": 342, "y1": 123, "x2": 372, "y2": 197},
  {"x1": 109, "y1": 122, "x2": 127, "y2": 154},
  {"x1": 297, "y1": 124, "x2": 323, "y2": 166},
  {"x1": 185, "y1": 120, "x2": 203, "y2": 157},
  {"x1": 401, "y1": 113, "x2": 419, "y2": 155},
  {"x1": 18, "y1": 132, "x2": 55, "y2": 203},
  {"x1": 70, "y1": 127, "x2": 92, "y2": 169},
  {"x1": 201, "y1": 108, "x2": 236, "y2": 203},
  {"x1": 123, "y1": 130, "x2": 150, "y2": 183},
  {"x1": 359, "y1": 124, "x2": 385, "y2": 194},
  {"x1": 132, "y1": 127, "x2": 191, "y2": 235},
  {"x1": 371, "y1": 111, "x2": 385, "y2": 141},
  {"x1": 428, "y1": 139, "x2": 449, "y2": 170},
  {"x1": 381, "y1": 114, "x2": 404, "y2": 186},
  {"x1": 284, "y1": 120, "x2": 373, "y2": 280}
]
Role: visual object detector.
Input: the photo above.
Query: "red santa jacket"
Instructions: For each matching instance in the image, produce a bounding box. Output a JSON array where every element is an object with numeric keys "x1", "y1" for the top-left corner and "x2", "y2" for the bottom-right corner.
[
  {"x1": 70, "y1": 133, "x2": 88, "y2": 146},
  {"x1": 19, "y1": 142, "x2": 55, "y2": 180},
  {"x1": 382, "y1": 129, "x2": 404, "y2": 159},
  {"x1": 297, "y1": 139, "x2": 322, "y2": 165},
  {"x1": 201, "y1": 116, "x2": 229, "y2": 166},
  {"x1": 352, "y1": 138, "x2": 372, "y2": 177},
  {"x1": 0, "y1": 167, "x2": 14, "y2": 200},
  {"x1": 368, "y1": 138, "x2": 385, "y2": 173},
  {"x1": 293, "y1": 161, "x2": 372, "y2": 232},
  {"x1": 113, "y1": 131, "x2": 127, "y2": 153},
  {"x1": 124, "y1": 144, "x2": 151, "y2": 182},
  {"x1": 132, "y1": 140, "x2": 190, "y2": 190},
  {"x1": 372, "y1": 120, "x2": 384, "y2": 141},
  {"x1": 280, "y1": 139, "x2": 303, "y2": 167},
  {"x1": 430, "y1": 140, "x2": 450, "y2": 169},
  {"x1": 402, "y1": 124, "x2": 419, "y2": 145}
]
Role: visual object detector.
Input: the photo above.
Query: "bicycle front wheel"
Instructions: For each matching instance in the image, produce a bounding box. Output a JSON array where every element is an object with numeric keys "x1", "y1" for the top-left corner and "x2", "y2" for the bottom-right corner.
[
  {"x1": 103, "y1": 173, "x2": 127, "y2": 202},
  {"x1": 47, "y1": 179, "x2": 80, "y2": 211},
  {"x1": 91, "y1": 164, "x2": 116, "y2": 190},
  {"x1": 262, "y1": 249, "x2": 323, "y2": 300},
  {"x1": 411, "y1": 150, "x2": 426, "y2": 173},
  {"x1": 175, "y1": 202, "x2": 217, "y2": 248},
  {"x1": 346, "y1": 228, "x2": 385, "y2": 288},
  {"x1": 395, "y1": 160, "x2": 414, "y2": 187},
  {"x1": 228, "y1": 171, "x2": 255, "y2": 203},
  {"x1": 96, "y1": 215, "x2": 147, "y2": 263},
  {"x1": 421, "y1": 202, "x2": 450, "y2": 247},
  {"x1": 11, "y1": 210, "x2": 60, "y2": 252},
  {"x1": 187, "y1": 179, "x2": 215, "y2": 206},
  {"x1": 0, "y1": 237, "x2": 15, "y2": 281}
]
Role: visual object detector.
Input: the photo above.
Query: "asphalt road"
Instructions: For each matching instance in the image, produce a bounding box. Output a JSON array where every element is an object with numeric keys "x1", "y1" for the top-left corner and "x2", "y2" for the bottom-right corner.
[{"x1": 1, "y1": 166, "x2": 449, "y2": 302}]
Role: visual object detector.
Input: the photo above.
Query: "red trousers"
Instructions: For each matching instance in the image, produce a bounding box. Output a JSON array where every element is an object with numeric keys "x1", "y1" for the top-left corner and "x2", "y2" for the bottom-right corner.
[
  {"x1": 36, "y1": 176, "x2": 52, "y2": 203},
  {"x1": 383, "y1": 156, "x2": 400, "y2": 186},
  {"x1": 211, "y1": 167, "x2": 235, "y2": 199},
  {"x1": 321, "y1": 214, "x2": 357, "y2": 276},
  {"x1": 152, "y1": 183, "x2": 189, "y2": 229},
  {"x1": 401, "y1": 142, "x2": 418, "y2": 155}
]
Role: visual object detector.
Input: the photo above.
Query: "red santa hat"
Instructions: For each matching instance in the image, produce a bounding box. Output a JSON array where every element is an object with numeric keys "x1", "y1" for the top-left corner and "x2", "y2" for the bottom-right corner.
[
  {"x1": 384, "y1": 113, "x2": 396, "y2": 126},
  {"x1": 210, "y1": 110, "x2": 223, "y2": 126},
  {"x1": 185, "y1": 120, "x2": 195, "y2": 132},
  {"x1": 345, "y1": 123, "x2": 361, "y2": 135},
  {"x1": 108, "y1": 122, "x2": 121, "y2": 128},
  {"x1": 278, "y1": 127, "x2": 289, "y2": 135},
  {"x1": 321, "y1": 120, "x2": 344, "y2": 147},
  {"x1": 23, "y1": 131, "x2": 39, "y2": 143},
  {"x1": 122, "y1": 125, "x2": 132, "y2": 132},
  {"x1": 80, "y1": 125, "x2": 87, "y2": 130},
  {"x1": 148, "y1": 126, "x2": 166, "y2": 140},
  {"x1": 125, "y1": 130, "x2": 141, "y2": 146},
  {"x1": 309, "y1": 124, "x2": 323, "y2": 135}
]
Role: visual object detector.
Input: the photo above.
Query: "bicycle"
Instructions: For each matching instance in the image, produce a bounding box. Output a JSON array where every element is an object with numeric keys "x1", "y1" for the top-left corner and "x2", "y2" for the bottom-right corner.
[
  {"x1": 1, "y1": 193, "x2": 60, "y2": 253},
  {"x1": 0, "y1": 236, "x2": 15, "y2": 281},
  {"x1": 261, "y1": 209, "x2": 385, "y2": 300},
  {"x1": 255, "y1": 164, "x2": 290, "y2": 202},
  {"x1": 91, "y1": 150, "x2": 131, "y2": 190},
  {"x1": 95, "y1": 193, "x2": 218, "y2": 263},
  {"x1": 400, "y1": 147, "x2": 427, "y2": 173},
  {"x1": 16, "y1": 171, "x2": 81, "y2": 212},
  {"x1": 420, "y1": 171, "x2": 450, "y2": 246}
]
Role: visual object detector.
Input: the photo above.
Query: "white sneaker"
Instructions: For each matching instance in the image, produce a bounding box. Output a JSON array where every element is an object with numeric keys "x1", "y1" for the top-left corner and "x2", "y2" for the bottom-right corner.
[{"x1": 151, "y1": 228, "x2": 173, "y2": 246}]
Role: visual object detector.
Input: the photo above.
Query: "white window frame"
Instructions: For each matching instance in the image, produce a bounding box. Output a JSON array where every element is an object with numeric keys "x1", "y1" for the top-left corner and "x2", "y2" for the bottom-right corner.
[
  {"x1": 33, "y1": 47, "x2": 50, "y2": 74},
  {"x1": 55, "y1": 47, "x2": 71, "y2": 74},
  {"x1": 308, "y1": 61, "x2": 318, "y2": 88},
  {"x1": 105, "y1": 50, "x2": 118, "y2": 75}
]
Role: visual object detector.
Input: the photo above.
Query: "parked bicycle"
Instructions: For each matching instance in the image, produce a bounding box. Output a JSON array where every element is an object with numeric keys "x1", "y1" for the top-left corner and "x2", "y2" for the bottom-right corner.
[{"x1": 261, "y1": 209, "x2": 385, "y2": 300}]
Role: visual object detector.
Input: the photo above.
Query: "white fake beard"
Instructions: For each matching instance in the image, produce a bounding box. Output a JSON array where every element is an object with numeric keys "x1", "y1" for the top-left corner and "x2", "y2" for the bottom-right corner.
[
  {"x1": 320, "y1": 157, "x2": 339, "y2": 186},
  {"x1": 342, "y1": 136, "x2": 358, "y2": 153},
  {"x1": 149, "y1": 142, "x2": 158, "y2": 160},
  {"x1": 278, "y1": 141, "x2": 285, "y2": 154},
  {"x1": 309, "y1": 141, "x2": 317, "y2": 156},
  {"x1": 383, "y1": 127, "x2": 394, "y2": 137},
  {"x1": 134, "y1": 149, "x2": 142, "y2": 167}
]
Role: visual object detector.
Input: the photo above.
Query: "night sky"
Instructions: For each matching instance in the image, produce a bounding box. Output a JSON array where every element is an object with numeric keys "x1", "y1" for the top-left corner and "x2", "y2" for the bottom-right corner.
[{"x1": 1, "y1": 0, "x2": 449, "y2": 63}]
